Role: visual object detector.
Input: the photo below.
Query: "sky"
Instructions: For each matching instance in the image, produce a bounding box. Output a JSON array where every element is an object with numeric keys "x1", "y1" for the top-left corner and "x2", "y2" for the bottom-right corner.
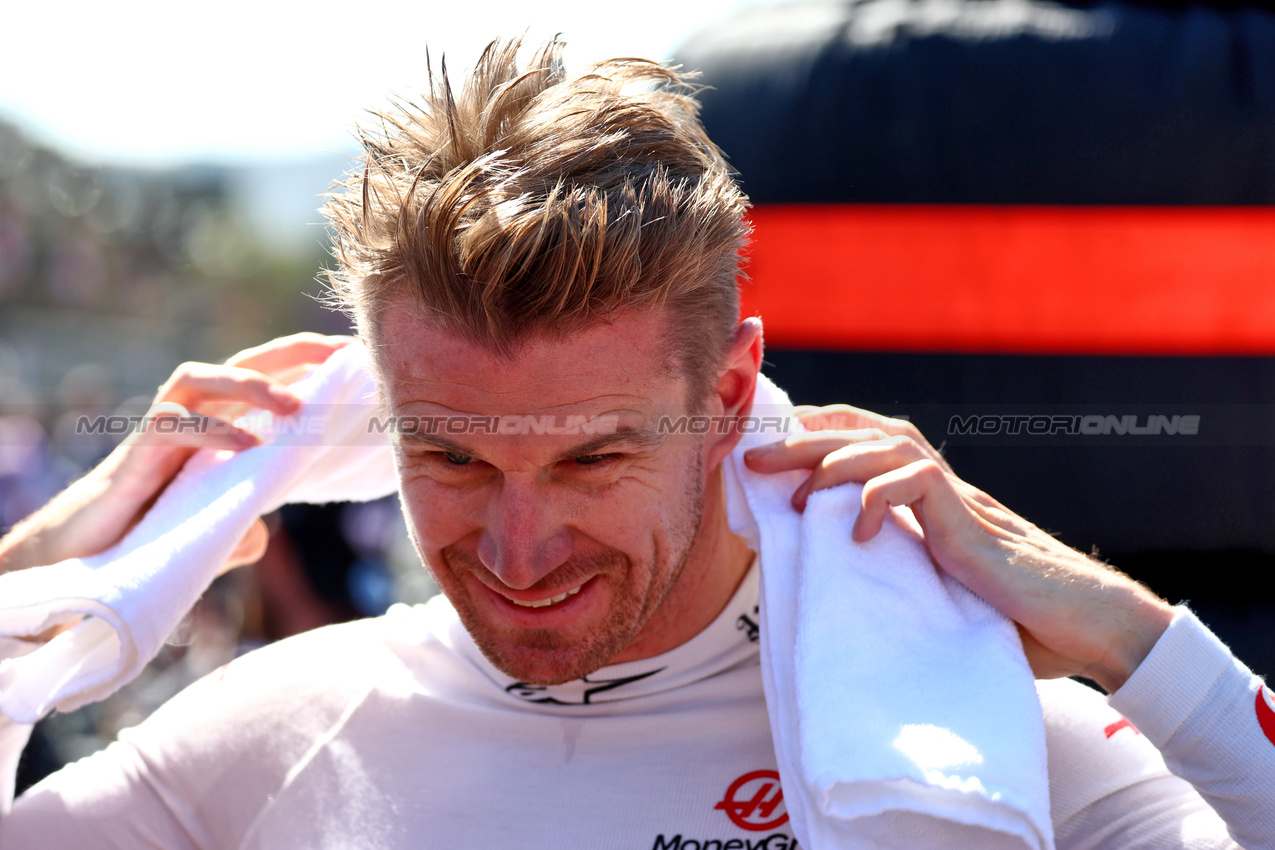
[{"x1": 0, "y1": 0, "x2": 783, "y2": 167}]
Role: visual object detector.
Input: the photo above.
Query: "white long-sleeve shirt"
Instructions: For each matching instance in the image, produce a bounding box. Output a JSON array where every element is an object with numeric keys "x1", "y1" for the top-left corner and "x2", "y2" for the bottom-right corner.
[{"x1": 0, "y1": 563, "x2": 1272, "y2": 849}]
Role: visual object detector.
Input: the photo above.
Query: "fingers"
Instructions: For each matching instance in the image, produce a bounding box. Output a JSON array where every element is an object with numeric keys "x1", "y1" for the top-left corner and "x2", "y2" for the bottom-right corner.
[
  {"x1": 114, "y1": 334, "x2": 350, "y2": 516},
  {"x1": 745, "y1": 430, "x2": 937, "y2": 512},
  {"x1": 796, "y1": 438, "x2": 932, "y2": 511},
  {"x1": 125, "y1": 403, "x2": 261, "y2": 451},
  {"x1": 110, "y1": 403, "x2": 263, "y2": 509},
  {"x1": 852, "y1": 459, "x2": 951, "y2": 542},
  {"x1": 794, "y1": 404, "x2": 911, "y2": 438},
  {"x1": 793, "y1": 404, "x2": 950, "y2": 471},
  {"x1": 155, "y1": 334, "x2": 353, "y2": 423},
  {"x1": 225, "y1": 333, "x2": 354, "y2": 378},
  {"x1": 7, "y1": 337, "x2": 343, "y2": 575},
  {"x1": 744, "y1": 429, "x2": 892, "y2": 472},
  {"x1": 156, "y1": 362, "x2": 303, "y2": 419}
]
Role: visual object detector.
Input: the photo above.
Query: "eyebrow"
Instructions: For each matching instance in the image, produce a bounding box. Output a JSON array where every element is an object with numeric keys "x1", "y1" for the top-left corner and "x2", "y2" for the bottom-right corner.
[
  {"x1": 553, "y1": 427, "x2": 667, "y2": 461},
  {"x1": 395, "y1": 424, "x2": 667, "y2": 461}
]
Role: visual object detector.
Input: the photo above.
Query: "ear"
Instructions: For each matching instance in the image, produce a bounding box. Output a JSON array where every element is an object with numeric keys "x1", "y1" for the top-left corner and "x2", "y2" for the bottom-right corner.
[{"x1": 704, "y1": 318, "x2": 764, "y2": 471}]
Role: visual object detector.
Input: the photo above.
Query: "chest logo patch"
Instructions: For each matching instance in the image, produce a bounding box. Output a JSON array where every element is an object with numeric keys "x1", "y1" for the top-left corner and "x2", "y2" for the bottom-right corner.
[
  {"x1": 505, "y1": 667, "x2": 664, "y2": 705},
  {"x1": 1257, "y1": 686, "x2": 1275, "y2": 748},
  {"x1": 715, "y1": 770, "x2": 789, "y2": 832}
]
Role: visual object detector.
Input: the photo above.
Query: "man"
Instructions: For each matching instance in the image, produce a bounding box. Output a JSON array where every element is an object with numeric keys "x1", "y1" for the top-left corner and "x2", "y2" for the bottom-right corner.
[{"x1": 1, "y1": 38, "x2": 1272, "y2": 848}]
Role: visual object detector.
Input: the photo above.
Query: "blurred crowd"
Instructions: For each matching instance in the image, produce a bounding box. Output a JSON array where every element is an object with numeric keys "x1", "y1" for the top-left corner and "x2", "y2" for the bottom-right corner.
[{"x1": 0, "y1": 119, "x2": 437, "y2": 793}]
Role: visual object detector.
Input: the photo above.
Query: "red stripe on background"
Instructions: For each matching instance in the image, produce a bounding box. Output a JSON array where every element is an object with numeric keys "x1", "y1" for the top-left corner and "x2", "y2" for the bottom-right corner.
[{"x1": 742, "y1": 205, "x2": 1275, "y2": 354}]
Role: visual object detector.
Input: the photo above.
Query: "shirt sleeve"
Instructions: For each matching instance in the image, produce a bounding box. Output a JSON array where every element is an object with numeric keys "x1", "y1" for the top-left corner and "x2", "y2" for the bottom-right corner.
[
  {"x1": 1107, "y1": 606, "x2": 1275, "y2": 850},
  {"x1": 1041, "y1": 605, "x2": 1274, "y2": 850}
]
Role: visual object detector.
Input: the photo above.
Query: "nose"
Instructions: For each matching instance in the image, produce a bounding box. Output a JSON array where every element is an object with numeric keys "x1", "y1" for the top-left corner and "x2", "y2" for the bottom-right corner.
[{"x1": 476, "y1": 473, "x2": 572, "y2": 590}]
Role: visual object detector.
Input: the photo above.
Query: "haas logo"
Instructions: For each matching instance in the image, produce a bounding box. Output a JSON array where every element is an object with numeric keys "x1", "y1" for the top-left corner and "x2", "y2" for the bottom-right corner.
[
  {"x1": 714, "y1": 770, "x2": 789, "y2": 832},
  {"x1": 1258, "y1": 686, "x2": 1275, "y2": 748}
]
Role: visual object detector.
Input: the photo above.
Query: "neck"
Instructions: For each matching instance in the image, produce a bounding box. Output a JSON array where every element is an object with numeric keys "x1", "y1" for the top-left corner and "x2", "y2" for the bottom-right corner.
[{"x1": 608, "y1": 465, "x2": 754, "y2": 665}]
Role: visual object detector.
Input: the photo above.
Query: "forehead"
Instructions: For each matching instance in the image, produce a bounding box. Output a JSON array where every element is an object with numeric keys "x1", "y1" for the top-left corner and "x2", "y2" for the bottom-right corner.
[{"x1": 372, "y1": 306, "x2": 682, "y2": 416}]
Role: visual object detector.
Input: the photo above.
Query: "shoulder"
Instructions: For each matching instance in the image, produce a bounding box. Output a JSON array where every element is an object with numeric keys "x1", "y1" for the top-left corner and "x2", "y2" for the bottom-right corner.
[
  {"x1": 121, "y1": 600, "x2": 452, "y2": 762},
  {"x1": 216, "y1": 600, "x2": 446, "y2": 690},
  {"x1": 7, "y1": 603, "x2": 460, "y2": 845}
]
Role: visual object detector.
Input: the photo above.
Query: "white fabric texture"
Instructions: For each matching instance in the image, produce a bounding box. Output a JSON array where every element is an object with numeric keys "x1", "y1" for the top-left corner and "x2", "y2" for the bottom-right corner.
[
  {"x1": 1, "y1": 585, "x2": 1254, "y2": 849},
  {"x1": 0, "y1": 350, "x2": 1050, "y2": 848},
  {"x1": 728, "y1": 377, "x2": 1052, "y2": 850},
  {"x1": 0, "y1": 344, "x2": 398, "y2": 723}
]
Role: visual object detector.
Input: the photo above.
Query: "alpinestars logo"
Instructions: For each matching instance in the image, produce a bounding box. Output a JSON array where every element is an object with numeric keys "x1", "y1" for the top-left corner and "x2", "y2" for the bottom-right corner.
[
  {"x1": 504, "y1": 667, "x2": 665, "y2": 705},
  {"x1": 715, "y1": 770, "x2": 789, "y2": 831},
  {"x1": 735, "y1": 604, "x2": 760, "y2": 643}
]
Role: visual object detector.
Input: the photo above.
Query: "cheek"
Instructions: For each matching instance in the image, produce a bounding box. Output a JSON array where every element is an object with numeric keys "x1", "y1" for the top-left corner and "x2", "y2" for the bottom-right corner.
[
  {"x1": 584, "y1": 466, "x2": 702, "y2": 553},
  {"x1": 398, "y1": 476, "x2": 487, "y2": 553}
]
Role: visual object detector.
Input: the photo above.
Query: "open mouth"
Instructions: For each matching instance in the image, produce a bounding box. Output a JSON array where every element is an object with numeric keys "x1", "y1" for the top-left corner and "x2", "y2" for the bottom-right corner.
[{"x1": 506, "y1": 585, "x2": 584, "y2": 609}]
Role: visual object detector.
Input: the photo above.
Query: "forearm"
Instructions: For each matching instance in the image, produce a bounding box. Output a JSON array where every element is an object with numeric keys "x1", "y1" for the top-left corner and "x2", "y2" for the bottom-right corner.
[
  {"x1": 1076, "y1": 572, "x2": 1175, "y2": 694},
  {"x1": 0, "y1": 446, "x2": 156, "y2": 574},
  {"x1": 0, "y1": 474, "x2": 107, "y2": 573}
]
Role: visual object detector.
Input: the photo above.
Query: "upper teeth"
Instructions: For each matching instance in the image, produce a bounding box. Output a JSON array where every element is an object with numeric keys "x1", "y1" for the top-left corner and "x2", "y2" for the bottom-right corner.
[{"x1": 510, "y1": 586, "x2": 582, "y2": 608}]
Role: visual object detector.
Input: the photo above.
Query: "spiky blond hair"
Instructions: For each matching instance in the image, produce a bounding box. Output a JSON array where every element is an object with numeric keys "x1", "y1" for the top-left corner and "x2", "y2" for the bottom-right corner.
[{"x1": 323, "y1": 37, "x2": 749, "y2": 402}]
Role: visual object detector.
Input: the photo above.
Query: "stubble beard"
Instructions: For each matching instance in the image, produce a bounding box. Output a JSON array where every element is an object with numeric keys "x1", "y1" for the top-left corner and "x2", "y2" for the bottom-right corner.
[{"x1": 434, "y1": 448, "x2": 707, "y2": 686}]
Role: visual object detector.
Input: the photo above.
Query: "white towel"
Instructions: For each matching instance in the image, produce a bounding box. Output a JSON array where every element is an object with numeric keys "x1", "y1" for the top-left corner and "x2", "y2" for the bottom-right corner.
[
  {"x1": 725, "y1": 375, "x2": 1053, "y2": 850},
  {"x1": 0, "y1": 344, "x2": 398, "y2": 723},
  {"x1": 0, "y1": 349, "x2": 1051, "y2": 849}
]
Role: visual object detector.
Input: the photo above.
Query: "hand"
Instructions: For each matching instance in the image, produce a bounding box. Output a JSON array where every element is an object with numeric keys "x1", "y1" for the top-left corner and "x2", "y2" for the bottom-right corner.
[
  {"x1": 744, "y1": 404, "x2": 1175, "y2": 692},
  {"x1": 0, "y1": 333, "x2": 353, "y2": 575}
]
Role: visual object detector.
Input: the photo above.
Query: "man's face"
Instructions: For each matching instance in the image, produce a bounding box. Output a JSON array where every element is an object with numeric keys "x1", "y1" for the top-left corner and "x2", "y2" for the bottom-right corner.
[{"x1": 375, "y1": 306, "x2": 729, "y2": 686}]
